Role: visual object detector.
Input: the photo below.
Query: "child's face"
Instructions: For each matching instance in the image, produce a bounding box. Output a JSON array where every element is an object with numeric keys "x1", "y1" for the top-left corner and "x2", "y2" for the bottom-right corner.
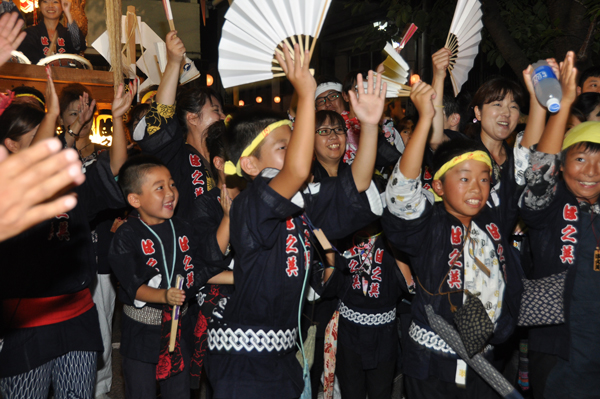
[
  {"x1": 581, "y1": 77, "x2": 600, "y2": 94},
  {"x1": 314, "y1": 117, "x2": 346, "y2": 164},
  {"x1": 399, "y1": 125, "x2": 413, "y2": 146},
  {"x1": 132, "y1": 166, "x2": 179, "y2": 225},
  {"x1": 250, "y1": 125, "x2": 292, "y2": 174},
  {"x1": 434, "y1": 160, "x2": 491, "y2": 226},
  {"x1": 475, "y1": 93, "x2": 520, "y2": 142},
  {"x1": 561, "y1": 145, "x2": 600, "y2": 205}
]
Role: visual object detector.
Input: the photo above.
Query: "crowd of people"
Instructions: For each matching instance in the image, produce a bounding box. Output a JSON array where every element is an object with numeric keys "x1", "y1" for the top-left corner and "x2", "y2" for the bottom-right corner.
[{"x1": 0, "y1": 3, "x2": 600, "y2": 399}]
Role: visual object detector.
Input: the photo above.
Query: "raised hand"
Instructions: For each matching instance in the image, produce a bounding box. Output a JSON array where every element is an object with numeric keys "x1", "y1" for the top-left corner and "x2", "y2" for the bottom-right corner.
[
  {"x1": 220, "y1": 184, "x2": 232, "y2": 218},
  {"x1": 166, "y1": 30, "x2": 185, "y2": 66},
  {"x1": 112, "y1": 80, "x2": 138, "y2": 119},
  {"x1": 45, "y1": 66, "x2": 60, "y2": 117},
  {"x1": 0, "y1": 12, "x2": 26, "y2": 67},
  {"x1": 61, "y1": 0, "x2": 72, "y2": 18},
  {"x1": 274, "y1": 43, "x2": 316, "y2": 99},
  {"x1": 348, "y1": 70, "x2": 386, "y2": 127},
  {"x1": 410, "y1": 80, "x2": 436, "y2": 120},
  {"x1": 0, "y1": 139, "x2": 85, "y2": 242},
  {"x1": 432, "y1": 48, "x2": 452, "y2": 80},
  {"x1": 558, "y1": 51, "x2": 577, "y2": 107}
]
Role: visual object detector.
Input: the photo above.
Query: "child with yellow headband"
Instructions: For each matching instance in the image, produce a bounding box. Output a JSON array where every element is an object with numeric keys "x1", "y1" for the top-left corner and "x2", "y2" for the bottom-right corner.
[
  {"x1": 519, "y1": 52, "x2": 600, "y2": 399},
  {"x1": 382, "y1": 80, "x2": 524, "y2": 398},
  {"x1": 205, "y1": 44, "x2": 386, "y2": 399}
]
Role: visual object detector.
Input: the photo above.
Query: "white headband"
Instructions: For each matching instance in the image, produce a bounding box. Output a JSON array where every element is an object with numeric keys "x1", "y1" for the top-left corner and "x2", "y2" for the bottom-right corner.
[{"x1": 315, "y1": 82, "x2": 343, "y2": 99}]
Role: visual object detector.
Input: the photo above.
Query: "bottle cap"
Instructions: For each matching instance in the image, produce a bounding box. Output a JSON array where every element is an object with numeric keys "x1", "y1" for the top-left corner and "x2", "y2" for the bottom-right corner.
[{"x1": 547, "y1": 98, "x2": 560, "y2": 113}]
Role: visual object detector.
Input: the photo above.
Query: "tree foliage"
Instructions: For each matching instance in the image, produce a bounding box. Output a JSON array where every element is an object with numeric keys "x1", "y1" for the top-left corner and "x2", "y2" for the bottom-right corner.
[{"x1": 346, "y1": 0, "x2": 599, "y2": 78}]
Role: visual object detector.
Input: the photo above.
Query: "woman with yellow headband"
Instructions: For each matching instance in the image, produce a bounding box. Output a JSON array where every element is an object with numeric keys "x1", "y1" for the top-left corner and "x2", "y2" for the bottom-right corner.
[
  {"x1": 519, "y1": 52, "x2": 600, "y2": 399},
  {"x1": 132, "y1": 31, "x2": 224, "y2": 216},
  {"x1": 382, "y1": 80, "x2": 524, "y2": 398}
]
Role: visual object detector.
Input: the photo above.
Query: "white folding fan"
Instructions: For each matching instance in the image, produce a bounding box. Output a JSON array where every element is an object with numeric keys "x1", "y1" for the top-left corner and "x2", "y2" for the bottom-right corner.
[
  {"x1": 376, "y1": 42, "x2": 411, "y2": 98},
  {"x1": 444, "y1": 0, "x2": 483, "y2": 96},
  {"x1": 218, "y1": 0, "x2": 333, "y2": 88}
]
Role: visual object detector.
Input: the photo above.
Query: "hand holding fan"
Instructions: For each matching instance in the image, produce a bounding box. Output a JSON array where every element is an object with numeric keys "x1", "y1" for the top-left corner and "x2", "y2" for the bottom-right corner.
[
  {"x1": 372, "y1": 42, "x2": 411, "y2": 98},
  {"x1": 218, "y1": 0, "x2": 333, "y2": 88},
  {"x1": 444, "y1": 0, "x2": 483, "y2": 96}
]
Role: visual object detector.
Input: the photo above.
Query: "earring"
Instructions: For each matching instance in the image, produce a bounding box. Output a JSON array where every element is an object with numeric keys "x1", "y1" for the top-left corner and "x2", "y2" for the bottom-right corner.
[{"x1": 473, "y1": 118, "x2": 478, "y2": 123}]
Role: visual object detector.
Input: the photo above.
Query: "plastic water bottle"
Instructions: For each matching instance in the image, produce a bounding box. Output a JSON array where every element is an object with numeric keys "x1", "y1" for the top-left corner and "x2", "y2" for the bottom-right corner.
[{"x1": 531, "y1": 60, "x2": 562, "y2": 113}]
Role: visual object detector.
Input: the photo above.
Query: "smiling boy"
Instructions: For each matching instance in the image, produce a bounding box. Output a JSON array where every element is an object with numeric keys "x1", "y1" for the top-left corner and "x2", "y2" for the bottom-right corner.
[
  {"x1": 109, "y1": 155, "x2": 230, "y2": 399},
  {"x1": 382, "y1": 81, "x2": 523, "y2": 398}
]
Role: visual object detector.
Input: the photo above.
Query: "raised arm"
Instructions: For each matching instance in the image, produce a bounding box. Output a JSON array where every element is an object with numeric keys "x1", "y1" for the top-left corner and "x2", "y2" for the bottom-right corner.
[
  {"x1": 31, "y1": 66, "x2": 60, "y2": 146},
  {"x1": 269, "y1": 43, "x2": 316, "y2": 199},
  {"x1": 399, "y1": 81, "x2": 436, "y2": 179},
  {"x1": 216, "y1": 184, "x2": 232, "y2": 254},
  {"x1": 537, "y1": 51, "x2": 577, "y2": 154},
  {"x1": 348, "y1": 70, "x2": 386, "y2": 192},
  {"x1": 156, "y1": 31, "x2": 185, "y2": 106},
  {"x1": 429, "y1": 48, "x2": 452, "y2": 151},
  {"x1": 110, "y1": 80, "x2": 138, "y2": 175}
]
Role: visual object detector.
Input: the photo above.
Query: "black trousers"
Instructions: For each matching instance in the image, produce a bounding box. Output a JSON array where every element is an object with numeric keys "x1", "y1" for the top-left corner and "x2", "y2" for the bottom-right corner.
[
  {"x1": 122, "y1": 338, "x2": 191, "y2": 399},
  {"x1": 336, "y1": 342, "x2": 396, "y2": 399},
  {"x1": 528, "y1": 350, "x2": 558, "y2": 399},
  {"x1": 404, "y1": 369, "x2": 502, "y2": 399}
]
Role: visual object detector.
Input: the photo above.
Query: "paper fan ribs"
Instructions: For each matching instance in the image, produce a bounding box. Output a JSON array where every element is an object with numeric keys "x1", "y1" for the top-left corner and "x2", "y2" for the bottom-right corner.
[
  {"x1": 218, "y1": 0, "x2": 333, "y2": 88},
  {"x1": 444, "y1": 0, "x2": 483, "y2": 96},
  {"x1": 378, "y1": 42, "x2": 411, "y2": 98}
]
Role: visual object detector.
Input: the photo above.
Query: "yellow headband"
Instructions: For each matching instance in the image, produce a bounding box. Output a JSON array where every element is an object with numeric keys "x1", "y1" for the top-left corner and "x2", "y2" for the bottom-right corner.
[
  {"x1": 562, "y1": 121, "x2": 600, "y2": 150},
  {"x1": 431, "y1": 150, "x2": 492, "y2": 202},
  {"x1": 14, "y1": 93, "x2": 44, "y2": 106},
  {"x1": 224, "y1": 119, "x2": 293, "y2": 176},
  {"x1": 141, "y1": 90, "x2": 157, "y2": 104},
  {"x1": 224, "y1": 114, "x2": 233, "y2": 128}
]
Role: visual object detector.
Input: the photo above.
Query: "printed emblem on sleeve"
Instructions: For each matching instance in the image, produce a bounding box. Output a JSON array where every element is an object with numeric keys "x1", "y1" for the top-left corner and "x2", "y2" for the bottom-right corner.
[
  {"x1": 486, "y1": 223, "x2": 501, "y2": 241},
  {"x1": 179, "y1": 236, "x2": 190, "y2": 252},
  {"x1": 141, "y1": 239, "x2": 155, "y2": 255},
  {"x1": 447, "y1": 269, "x2": 462, "y2": 289},
  {"x1": 41, "y1": 36, "x2": 49, "y2": 45},
  {"x1": 451, "y1": 226, "x2": 463, "y2": 245},
  {"x1": 57, "y1": 38, "x2": 65, "y2": 47},
  {"x1": 348, "y1": 259, "x2": 359, "y2": 273},
  {"x1": 183, "y1": 255, "x2": 194, "y2": 271},
  {"x1": 194, "y1": 187, "x2": 204, "y2": 197},
  {"x1": 368, "y1": 282, "x2": 380, "y2": 298},
  {"x1": 189, "y1": 154, "x2": 202, "y2": 167},
  {"x1": 371, "y1": 266, "x2": 382, "y2": 282},
  {"x1": 286, "y1": 234, "x2": 298, "y2": 254},
  {"x1": 186, "y1": 271, "x2": 194, "y2": 288},
  {"x1": 563, "y1": 204, "x2": 578, "y2": 221},
  {"x1": 352, "y1": 274, "x2": 360, "y2": 289},
  {"x1": 374, "y1": 248, "x2": 384, "y2": 264},
  {"x1": 146, "y1": 258, "x2": 158, "y2": 267},
  {"x1": 192, "y1": 170, "x2": 205, "y2": 185},
  {"x1": 560, "y1": 245, "x2": 575, "y2": 264},
  {"x1": 286, "y1": 256, "x2": 299, "y2": 277},
  {"x1": 286, "y1": 218, "x2": 295, "y2": 230},
  {"x1": 448, "y1": 248, "x2": 462, "y2": 267},
  {"x1": 560, "y1": 225, "x2": 577, "y2": 243}
]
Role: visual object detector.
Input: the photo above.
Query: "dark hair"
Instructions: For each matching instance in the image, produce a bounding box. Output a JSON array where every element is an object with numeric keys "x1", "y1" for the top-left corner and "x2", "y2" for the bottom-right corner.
[
  {"x1": 118, "y1": 154, "x2": 166, "y2": 201},
  {"x1": 466, "y1": 76, "x2": 525, "y2": 138},
  {"x1": 572, "y1": 92, "x2": 600, "y2": 121},
  {"x1": 175, "y1": 85, "x2": 222, "y2": 138},
  {"x1": 206, "y1": 121, "x2": 228, "y2": 183},
  {"x1": 342, "y1": 70, "x2": 363, "y2": 95},
  {"x1": 224, "y1": 107, "x2": 287, "y2": 177},
  {"x1": 59, "y1": 83, "x2": 93, "y2": 115},
  {"x1": 562, "y1": 141, "x2": 600, "y2": 162},
  {"x1": 432, "y1": 138, "x2": 489, "y2": 180},
  {"x1": 0, "y1": 104, "x2": 45, "y2": 148},
  {"x1": 12, "y1": 86, "x2": 46, "y2": 109},
  {"x1": 578, "y1": 66, "x2": 600, "y2": 89},
  {"x1": 443, "y1": 94, "x2": 460, "y2": 117},
  {"x1": 315, "y1": 110, "x2": 345, "y2": 131},
  {"x1": 127, "y1": 103, "x2": 151, "y2": 135}
]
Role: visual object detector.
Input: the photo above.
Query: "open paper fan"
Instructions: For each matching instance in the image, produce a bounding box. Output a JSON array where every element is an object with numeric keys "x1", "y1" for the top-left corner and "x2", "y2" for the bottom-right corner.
[
  {"x1": 376, "y1": 42, "x2": 411, "y2": 98},
  {"x1": 444, "y1": 0, "x2": 483, "y2": 96},
  {"x1": 218, "y1": 0, "x2": 332, "y2": 88}
]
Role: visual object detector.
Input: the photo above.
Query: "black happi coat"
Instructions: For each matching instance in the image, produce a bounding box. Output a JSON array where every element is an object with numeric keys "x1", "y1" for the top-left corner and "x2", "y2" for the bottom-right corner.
[
  {"x1": 0, "y1": 154, "x2": 123, "y2": 378},
  {"x1": 109, "y1": 215, "x2": 222, "y2": 363},
  {"x1": 206, "y1": 166, "x2": 382, "y2": 399},
  {"x1": 521, "y1": 181, "x2": 593, "y2": 359},
  {"x1": 326, "y1": 237, "x2": 406, "y2": 369},
  {"x1": 382, "y1": 201, "x2": 523, "y2": 383},
  {"x1": 18, "y1": 22, "x2": 85, "y2": 64},
  {"x1": 135, "y1": 105, "x2": 214, "y2": 216}
]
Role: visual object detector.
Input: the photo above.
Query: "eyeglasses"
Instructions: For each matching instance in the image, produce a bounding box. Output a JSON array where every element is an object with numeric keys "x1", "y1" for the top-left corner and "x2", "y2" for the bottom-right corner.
[
  {"x1": 315, "y1": 92, "x2": 341, "y2": 107},
  {"x1": 316, "y1": 127, "x2": 346, "y2": 136}
]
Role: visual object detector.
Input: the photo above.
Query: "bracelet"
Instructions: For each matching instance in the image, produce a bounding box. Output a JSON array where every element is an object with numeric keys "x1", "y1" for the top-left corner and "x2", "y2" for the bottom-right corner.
[{"x1": 66, "y1": 125, "x2": 81, "y2": 137}]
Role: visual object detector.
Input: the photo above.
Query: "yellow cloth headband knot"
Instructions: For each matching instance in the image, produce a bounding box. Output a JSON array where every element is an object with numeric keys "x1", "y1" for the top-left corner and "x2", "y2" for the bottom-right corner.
[
  {"x1": 562, "y1": 121, "x2": 600, "y2": 150},
  {"x1": 430, "y1": 150, "x2": 492, "y2": 202},
  {"x1": 141, "y1": 90, "x2": 157, "y2": 104},
  {"x1": 224, "y1": 114, "x2": 233, "y2": 128},
  {"x1": 224, "y1": 119, "x2": 293, "y2": 177}
]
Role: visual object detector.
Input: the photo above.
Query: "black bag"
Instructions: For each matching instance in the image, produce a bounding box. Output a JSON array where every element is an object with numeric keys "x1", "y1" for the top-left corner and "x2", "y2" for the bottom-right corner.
[
  {"x1": 453, "y1": 291, "x2": 494, "y2": 358},
  {"x1": 518, "y1": 270, "x2": 567, "y2": 327}
]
